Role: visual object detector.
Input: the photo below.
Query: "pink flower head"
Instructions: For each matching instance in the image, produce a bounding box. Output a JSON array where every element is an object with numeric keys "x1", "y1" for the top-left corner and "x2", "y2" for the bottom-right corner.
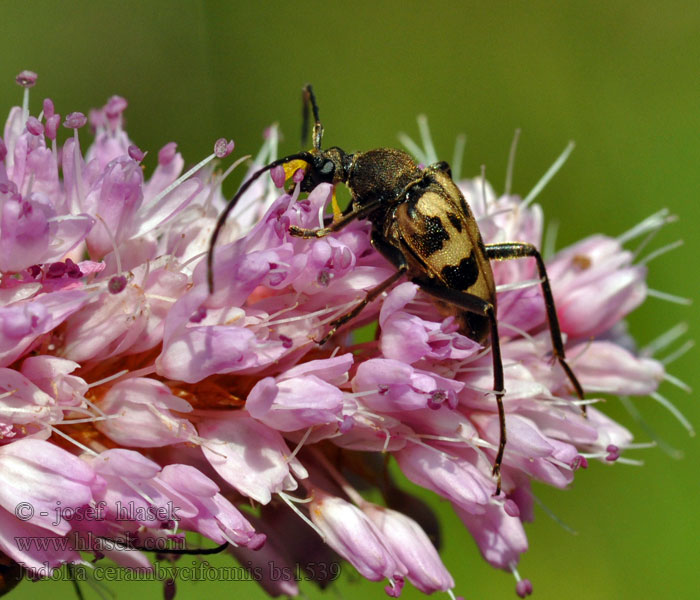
[{"x1": 0, "y1": 74, "x2": 687, "y2": 599}]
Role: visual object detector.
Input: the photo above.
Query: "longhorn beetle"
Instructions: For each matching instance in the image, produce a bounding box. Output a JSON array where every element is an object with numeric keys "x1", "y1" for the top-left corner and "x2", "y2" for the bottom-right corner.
[{"x1": 207, "y1": 85, "x2": 585, "y2": 494}]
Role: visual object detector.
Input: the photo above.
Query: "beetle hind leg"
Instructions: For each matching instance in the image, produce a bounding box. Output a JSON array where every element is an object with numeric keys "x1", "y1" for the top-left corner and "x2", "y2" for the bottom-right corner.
[
  {"x1": 316, "y1": 267, "x2": 407, "y2": 346},
  {"x1": 414, "y1": 279, "x2": 507, "y2": 495},
  {"x1": 485, "y1": 242, "x2": 586, "y2": 412}
]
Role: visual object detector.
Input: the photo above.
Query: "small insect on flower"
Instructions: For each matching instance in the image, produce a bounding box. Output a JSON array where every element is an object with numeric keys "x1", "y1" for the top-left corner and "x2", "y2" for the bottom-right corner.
[{"x1": 208, "y1": 85, "x2": 585, "y2": 494}]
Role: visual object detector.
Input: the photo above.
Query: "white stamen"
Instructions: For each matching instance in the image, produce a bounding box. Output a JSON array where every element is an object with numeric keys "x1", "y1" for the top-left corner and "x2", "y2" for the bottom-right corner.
[
  {"x1": 504, "y1": 128, "x2": 521, "y2": 196},
  {"x1": 480, "y1": 166, "x2": 488, "y2": 216},
  {"x1": 349, "y1": 389, "x2": 385, "y2": 398},
  {"x1": 417, "y1": 114, "x2": 438, "y2": 165},
  {"x1": 380, "y1": 427, "x2": 392, "y2": 453},
  {"x1": 49, "y1": 425, "x2": 98, "y2": 456},
  {"x1": 663, "y1": 372, "x2": 692, "y2": 394},
  {"x1": 264, "y1": 300, "x2": 356, "y2": 327},
  {"x1": 204, "y1": 154, "x2": 251, "y2": 212},
  {"x1": 178, "y1": 249, "x2": 209, "y2": 272},
  {"x1": 458, "y1": 381, "x2": 499, "y2": 395},
  {"x1": 287, "y1": 427, "x2": 314, "y2": 462},
  {"x1": 263, "y1": 301, "x2": 300, "y2": 322},
  {"x1": 47, "y1": 214, "x2": 95, "y2": 224},
  {"x1": 23, "y1": 173, "x2": 35, "y2": 198},
  {"x1": 408, "y1": 436, "x2": 463, "y2": 458},
  {"x1": 94, "y1": 214, "x2": 123, "y2": 275},
  {"x1": 81, "y1": 396, "x2": 108, "y2": 419},
  {"x1": 475, "y1": 206, "x2": 514, "y2": 225},
  {"x1": 543, "y1": 219, "x2": 560, "y2": 260},
  {"x1": 496, "y1": 320, "x2": 540, "y2": 347},
  {"x1": 548, "y1": 456, "x2": 576, "y2": 470},
  {"x1": 21, "y1": 87, "x2": 30, "y2": 122},
  {"x1": 278, "y1": 492, "x2": 325, "y2": 540},
  {"x1": 541, "y1": 395, "x2": 599, "y2": 407},
  {"x1": 451, "y1": 133, "x2": 467, "y2": 182},
  {"x1": 495, "y1": 278, "x2": 542, "y2": 293},
  {"x1": 616, "y1": 457, "x2": 645, "y2": 466},
  {"x1": 529, "y1": 490, "x2": 578, "y2": 535},
  {"x1": 617, "y1": 209, "x2": 676, "y2": 245},
  {"x1": 317, "y1": 300, "x2": 371, "y2": 327},
  {"x1": 625, "y1": 441, "x2": 657, "y2": 450},
  {"x1": 455, "y1": 362, "x2": 518, "y2": 373},
  {"x1": 510, "y1": 564, "x2": 525, "y2": 583},
  {"x1": 453, "y1": 345, "x2": 494, "y2": 371},
  {"x1": 651, "y1": 391, "x2": 695, "y2": 436},
  {"x1": 58, "y1": 406, "x2": 105, "y2": 420},
  {"x1": 641, "y1": 322, "x2": 688, "y2": 357},
  {"x1": 619, "y1": 396, "x2": 684, "y2": 459},
  {"x1": 139, "y1": 258, "x2": 152, "y2": 289},
  {"x1": 637, "y1": 239, "x2": 684, "y2": 266},
  {"x1": 146, "y1": 151, "x2": 219, "y2": 213},
  {"x1": 397, "y1": 132, "x2": 427, "y2": 165},
  {"x1": 661, "y1": 340, "x2": 694, "y2": 366},
  {"x1": 317, "y1": 202, "x2": 325, "y2": 229},
  {"x1": 55, "y1": 415, "x2": 115, "y2": 425},
  {"x1": 123, "y1": 364, "x2": 157, "y2": 379},
  {"x1": 123, "y1": 480, "x2": 157, "y2": 508},
  {"x1": 87, "y1": 369, "x2": 130, "y2": 389},
  {"x1": 646, "y1": 288, "x2": 692, "y2": 305},
  {"x1": 72, "y1": 129, "x2": 86, "y2": 211},
  {"x1": 51, "y1": 138, "x2": 58, "y2": 172},
  {"x1": 521, "y1": 141, "x2": 575, "y2": 210},
  {"x1": 144, "y1": 293, "x2": 177, "y2": 303},
  {"x1": 418, "y1": 433, "x2": 487, "y2": 449}
]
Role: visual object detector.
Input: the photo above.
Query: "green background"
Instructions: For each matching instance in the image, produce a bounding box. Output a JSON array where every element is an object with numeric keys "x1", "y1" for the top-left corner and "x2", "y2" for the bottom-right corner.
[{"x1": 3, "y1": 1, "x2": 698, "y2": 599}]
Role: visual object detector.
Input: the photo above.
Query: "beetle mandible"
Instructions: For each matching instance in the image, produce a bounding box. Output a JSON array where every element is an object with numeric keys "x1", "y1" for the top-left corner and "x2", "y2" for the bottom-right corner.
[{"x1": 207, "y1": 85, "x2": 585, "y2": 494}]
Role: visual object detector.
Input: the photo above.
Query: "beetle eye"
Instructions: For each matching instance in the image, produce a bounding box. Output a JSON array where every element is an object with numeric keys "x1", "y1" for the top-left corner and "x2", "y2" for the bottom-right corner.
[{"x1": 320, "y1": 160, "x2": 335, "y2": 176}]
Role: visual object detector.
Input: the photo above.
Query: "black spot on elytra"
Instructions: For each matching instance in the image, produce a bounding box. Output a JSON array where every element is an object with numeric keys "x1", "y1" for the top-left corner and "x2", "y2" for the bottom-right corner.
[
  {"x1": 441, "y1": 253, "x2": 479, "y2": 289},
  {"x1": 447, "y1": 212, "x2": 462, "y2": 232},
  {"x1": 421, "y1": 216, "x2": 450, "y2": 255}
]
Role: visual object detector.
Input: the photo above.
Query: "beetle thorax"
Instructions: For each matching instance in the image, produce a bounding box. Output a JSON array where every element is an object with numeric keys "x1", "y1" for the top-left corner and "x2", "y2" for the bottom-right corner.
[{"x1": 346, "y1": 148, "x2": 422, "y2": 210}]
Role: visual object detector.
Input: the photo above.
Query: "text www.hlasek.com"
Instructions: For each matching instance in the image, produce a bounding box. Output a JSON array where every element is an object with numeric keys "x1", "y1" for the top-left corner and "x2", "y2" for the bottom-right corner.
[{"x1": 14, "y1": 532, "x2": 184, "y2": 554}]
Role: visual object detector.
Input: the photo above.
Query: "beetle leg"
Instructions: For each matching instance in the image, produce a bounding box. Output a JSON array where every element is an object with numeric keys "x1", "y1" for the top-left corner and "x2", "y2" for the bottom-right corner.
[
  {"x1": 317, "y1": 268, "x2": 407, "y2": 346},
  {"x1": 485, "y1": 242, "x2": 586, "y2": 412},
  {"x1": 316, "y1": 235, "x2": 409, "y2": 346},
  {"x1": 411, "y1": 279, "x2": 506, "y2": 495},
  {"x1": 289, "y1": 197, "x2": 382, "y2": 238}
]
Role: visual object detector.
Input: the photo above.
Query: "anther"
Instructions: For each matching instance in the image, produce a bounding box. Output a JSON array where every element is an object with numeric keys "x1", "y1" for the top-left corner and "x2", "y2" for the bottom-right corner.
[
  {"x1": 15, "y1": 71, "x2": 38, "y2": 88},
  {"x1": 214, "y1": 138, "x2": 234, "y2": 158},
  {"x1": 63, "y1": 112, "x2": 87, "y2": 129},
  {"x1": 108, "y1": 275, "x2": 128, "y2": 294}
]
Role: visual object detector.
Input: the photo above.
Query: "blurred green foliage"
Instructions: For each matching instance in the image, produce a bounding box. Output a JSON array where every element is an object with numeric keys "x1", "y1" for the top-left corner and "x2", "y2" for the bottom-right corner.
[{"x1": 2, "y1": 1, "x2": 697, "y2": 599}]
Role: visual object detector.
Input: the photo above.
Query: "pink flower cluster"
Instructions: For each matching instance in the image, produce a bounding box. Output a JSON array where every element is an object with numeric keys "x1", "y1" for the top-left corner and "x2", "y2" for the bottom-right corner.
[{"x1": 0, "y1": 71, "x2": 681, "y2": 598}]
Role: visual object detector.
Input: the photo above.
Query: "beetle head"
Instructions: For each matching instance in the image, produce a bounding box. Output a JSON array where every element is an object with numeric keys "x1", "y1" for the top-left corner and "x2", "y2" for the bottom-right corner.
[{"x1": 300, "y1": 147, "x2": 350, "y2": 192}]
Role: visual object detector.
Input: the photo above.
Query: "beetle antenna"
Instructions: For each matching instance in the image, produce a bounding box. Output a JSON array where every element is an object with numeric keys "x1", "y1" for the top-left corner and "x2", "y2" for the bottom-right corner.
[
  {"x1": 207, "y1": 151, "x2": 313, "y2": 294},
  {"x1": 302, "y1": 84, "x2": 324, "y2": 150}
]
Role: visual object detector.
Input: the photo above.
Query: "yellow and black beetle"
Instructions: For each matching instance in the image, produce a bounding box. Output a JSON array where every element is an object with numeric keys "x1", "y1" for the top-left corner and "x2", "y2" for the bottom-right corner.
[{"x1": 208, "y1": 85, "x2": 585, "y2": 494}]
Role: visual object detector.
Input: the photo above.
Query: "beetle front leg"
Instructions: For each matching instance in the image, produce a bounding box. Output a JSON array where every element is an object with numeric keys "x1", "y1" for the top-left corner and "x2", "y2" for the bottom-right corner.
[
  {"x1": 413, "y1": 279, "x2": 507, "y2": 496},
  {"x1": 485, "y1": 243, "x2": 585, "y2": 411},
  {"x1": 288, "y1": 197, "x2": 382, "y2": 238}
]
